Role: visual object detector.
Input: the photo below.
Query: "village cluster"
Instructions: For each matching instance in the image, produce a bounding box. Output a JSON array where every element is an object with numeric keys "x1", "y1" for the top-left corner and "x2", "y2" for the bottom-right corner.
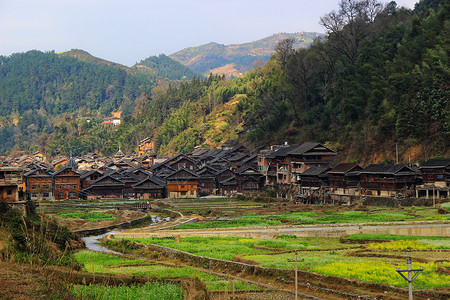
[{"x1": 0, "y1": 140, "x2": 448, "y2": 203}]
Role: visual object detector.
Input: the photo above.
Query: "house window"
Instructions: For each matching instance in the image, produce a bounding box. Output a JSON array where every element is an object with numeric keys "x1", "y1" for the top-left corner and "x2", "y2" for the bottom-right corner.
[
  {"x1": 32, "y1": 185, "x2": 36, "y2": 190},
  {"x1": 58, "y1": 192, "x2": 64, "y2": 198},
  {"x1": 57, "y1": 185, "x2": 61, "y2": 189},
  {"x1": 7, "y1": 190, "x2": 12, "y2": 195},
  {"x1": 43, "y1": 192, "x2": 49, "y2": 198},
  {"x1": 181, "y1": 191, "x2": 187, "y2": 196},
  {"x1": 32, "y1": 193, "x2": 37, "y2": 198},
  {"x1": 437, "y1": 174, "x2": 444, "y2": 179},
  {"x1": 69, "y1": 192, "x2": 76, "y2": 198},
  {"x1": 43, "y1": 185, "x2": 49, "y2": 189},
  {"x1": 72, "y1": 184, "x2": 76, "y2": 189}
]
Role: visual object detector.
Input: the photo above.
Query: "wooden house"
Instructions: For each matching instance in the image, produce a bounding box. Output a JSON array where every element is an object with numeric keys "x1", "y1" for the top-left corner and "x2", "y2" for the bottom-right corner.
[
  {"x1": 258, "y1": 142, "x2": 336, "y2": 186},
  {"x1": 53, "y1": 167, "x2": 80, "y2": 200},
  {"x1": 138, "y1": 137, "x2": 154, "y2": 156},
  {"x1": 32, "y1": 151, "x2": 46, "y2": 162},
  {"x1": 227, "y1": 153, "x2": 250, "y2": 170},
  {"x1": 24, "y1": 168, "x2": 53, "y2": 201},
  {"x1": 51, "y1": 156, "x2": 68, "y2": 170},
  {"x1": 166, "y1": 168, "x2": 199, "y2": 199},
  {"x1": 360, "y1": 164, "x2": 417, "y2": 197},
  {"x1": 197, "y1": 166, "x2": 219, "y2": 196},
  {"x1": 219, "y1": 177, "x2": 238, "y2": 196},
  {"x1": 417, "y1": 158, "x2": 450, "y2": 198},
  {"x1": 235, "y1": 165, "x2": 264, "y2": 193},
  {"x1": 80, "y1": 170, "x2": 103, "y2": 189},
  {"x1": 167, "y1": 154, "x2": 199, "y2": 171},
  {"x1": 132, "y1": 176, "x2": 166, "y2": 199},
  {"x1": 82, "y1": 172, "x2": 125, "y2": 198},
  {"x1": 327, "y1": 163, "x2": 363, "y2": 196},
  {"x1": 216, "y1": 168, "x2": 235, "y2": 184},
  {"x1": 0, "y1": 167, "x2": 24, "y2": 202},
  {"x1": 298, "y1": 166, "x2": 330, "y2": 195}
]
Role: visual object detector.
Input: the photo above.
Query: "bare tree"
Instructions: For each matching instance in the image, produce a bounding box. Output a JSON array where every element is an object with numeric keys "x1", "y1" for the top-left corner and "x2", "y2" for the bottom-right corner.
[
  {"x1": 320, "y1": 0, "x2": 384, "y2": 63},
  {"x1": 275, "y1": 38, "x2": 296, "y2": 67}
]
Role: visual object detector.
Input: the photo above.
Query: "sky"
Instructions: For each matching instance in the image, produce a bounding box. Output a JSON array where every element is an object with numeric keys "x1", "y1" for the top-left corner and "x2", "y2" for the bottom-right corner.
[{"x1": 0, "y1": 0, "x2": 419, "y2": 66}]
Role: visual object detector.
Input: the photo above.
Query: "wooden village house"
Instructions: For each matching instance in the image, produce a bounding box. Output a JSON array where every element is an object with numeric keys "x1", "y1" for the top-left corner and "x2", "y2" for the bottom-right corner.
[
  {"x1": 0, "y1": 167, "x2": 24, "y2": 202},
  {"x1": 417, "y1": 158, "x2": 450, "y2": 198},
  {"x1": 166, "y1": 168, "x2": 199, "y2": 199},
  {"x1": 24, "y1": 168, "x2": 53, "y2": 201},
  {"x1": 327, "y1": 163, "x2": 363, "y2": 196},
  {"x1": 359, "y1": 164, "x2": 418, "y2": 197}
]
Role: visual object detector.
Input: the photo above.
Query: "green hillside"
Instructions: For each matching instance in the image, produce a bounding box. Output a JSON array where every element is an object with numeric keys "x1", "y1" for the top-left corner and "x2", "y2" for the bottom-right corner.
[
  {"x1": 117, "y1": 0, "x2": 449, "y2": 162},
  {"x1": 169, "y1": 32, "x2": 322, "y2": 76},
  {"x1": 0, "y1": 50, "x2": 155, "y2": 154},
  {"x1": 133, "y1": 54, "x2": 201, "y2": 80}
]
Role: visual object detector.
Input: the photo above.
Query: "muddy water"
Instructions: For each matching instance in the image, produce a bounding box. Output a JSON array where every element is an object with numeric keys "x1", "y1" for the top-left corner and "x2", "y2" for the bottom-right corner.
[{"x1": 81, "y1": 215, "x2": 169, "y2": 253}]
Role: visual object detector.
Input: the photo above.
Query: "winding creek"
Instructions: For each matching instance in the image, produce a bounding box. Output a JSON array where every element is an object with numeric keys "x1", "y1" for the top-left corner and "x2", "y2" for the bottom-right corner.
[{"x1": 81, "y1": 215, "x2": 169, "y2": 253}]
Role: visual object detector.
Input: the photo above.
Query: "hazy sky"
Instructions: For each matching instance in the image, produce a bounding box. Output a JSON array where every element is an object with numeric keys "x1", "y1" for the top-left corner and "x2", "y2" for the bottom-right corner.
[{"x1": 0, "y1": 0, "x2": 419, "y2": 66}]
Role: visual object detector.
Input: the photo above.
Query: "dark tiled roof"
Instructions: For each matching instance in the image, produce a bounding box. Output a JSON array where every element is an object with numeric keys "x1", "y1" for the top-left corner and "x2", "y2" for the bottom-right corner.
[
  {"x1": 361, "y1": 164, "x2": 417, "y2": 175},
  {"x1": 132, "y1": 175, "x2": 166, "y2": 188},
  {"x1": 300, "y1": 166, "x2": 331, "y2": 176},
  {"x1": 420, "y1": 158, "x2": 450, "y2": 168},
  {"x1": 328, "y1": 163, "x2": 362, "y2": 174},
  {"x1": 265, "y1": 145, "x2": 299, "y2": 158},
  {"x1": 227, "y1": 153, "x2": 249, "y2": 162}
]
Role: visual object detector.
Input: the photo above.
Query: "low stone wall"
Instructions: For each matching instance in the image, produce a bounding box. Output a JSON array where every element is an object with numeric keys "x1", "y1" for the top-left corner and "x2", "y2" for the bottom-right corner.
[{"x1": 141, "y1": 242, "x2": 449, "y2": 300}]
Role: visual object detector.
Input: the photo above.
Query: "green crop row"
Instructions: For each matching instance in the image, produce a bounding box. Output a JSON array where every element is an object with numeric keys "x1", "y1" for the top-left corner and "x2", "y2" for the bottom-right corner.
[
  {"x1": 175, "y1": 216, "x2": 282, "y2": 230},
  {"x1": 56, "y1": 211, "x2": 117, "y2": 222},
  {"x1": 71, "y1": 282, "x2": 182, "y2": 300},
  {"x1": 310, "y1": 261, "x2": 450, "y2": 289}
]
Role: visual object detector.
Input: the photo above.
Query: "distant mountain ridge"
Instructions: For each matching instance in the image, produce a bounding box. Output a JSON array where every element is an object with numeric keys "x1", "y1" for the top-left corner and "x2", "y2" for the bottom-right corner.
[
  {"x1": 132, "y1": 54, "x2": 201, "y2": 80},
  {"x1": 169, "y1": 32, "x2": 322, "y2": 77},
  {"x1": 61, "y1": 49, "x2": 200, "y2": 80}
]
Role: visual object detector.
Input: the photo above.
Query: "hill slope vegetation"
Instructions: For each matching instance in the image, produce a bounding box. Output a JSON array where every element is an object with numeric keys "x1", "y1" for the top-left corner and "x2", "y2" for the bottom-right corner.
[{"x1": 169, "y1": 32, "x2": 322, "y2": 77}]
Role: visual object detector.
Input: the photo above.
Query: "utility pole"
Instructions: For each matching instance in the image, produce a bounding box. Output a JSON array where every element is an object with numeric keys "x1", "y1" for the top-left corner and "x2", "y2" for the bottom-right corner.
[
  {"x1": 396, "y1": 254, "x2": 423, "y2": 300},
  {"x1": 396, "y1": 143, "x2": 399, "y2": 164},
  {"x1": 295, "y1": 250, "x2": 298, "y2": 300},
  {"x1": 288, "y1": 251, "x2": 299, "y2": 300}
]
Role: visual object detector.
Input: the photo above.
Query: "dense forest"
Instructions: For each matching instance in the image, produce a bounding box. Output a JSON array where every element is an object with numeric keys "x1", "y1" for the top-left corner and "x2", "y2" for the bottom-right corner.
[
  {"x1": 133, "y1": 54, "x2": 200, "y2": 80},
  {"x1": 0, "y1": 0, "x2": 448, "y2": 163}
]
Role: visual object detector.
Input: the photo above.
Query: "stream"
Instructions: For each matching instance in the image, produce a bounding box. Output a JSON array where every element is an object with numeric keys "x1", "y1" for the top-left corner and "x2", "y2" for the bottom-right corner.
[{"x1": 81, "y1": 215, "x2": 170, "y2": 253}]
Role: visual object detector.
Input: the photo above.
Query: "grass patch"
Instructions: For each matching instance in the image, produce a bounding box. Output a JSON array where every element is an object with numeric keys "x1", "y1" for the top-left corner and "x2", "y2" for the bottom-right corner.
[
  {"x1": 56, "y1": 211, "x2": 118, "y2": 222},
  {"x1": 174, "y1": 216, "x2": 282, "y2": 230},
  {"x1": 346, "y1": 234, "x2": 450, "y2": 249},
  {"x1": 367, "y1": 240, "x2": 438, "y2": 250},
  {"x1": 116, "y1": 236, "x2": 349, "y2": 261},
  {"x1": 441, "y1": 202, "x2": 450, "y2": 209},
  {"x1": 72, "y1": 250, "x2": 258, "y2": 291},
  {"x1": 310, "y1": 261, "x2": 450, "y2": 289},
  {"x1": 71, "y1": 282, "x2": 182, "y2": 299},
  {"x1": 269, "y1": 210, "x2": 415, "y2": 224},
  {"x1": 243, "y1": 250, "x2": 403, "y2": 270}
]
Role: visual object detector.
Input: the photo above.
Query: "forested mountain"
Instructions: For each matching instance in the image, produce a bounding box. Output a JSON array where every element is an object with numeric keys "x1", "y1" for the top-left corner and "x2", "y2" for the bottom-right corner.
[
  {"x1": 0, "y1": 50, "x2": 155, "y2": 154},
  {"x1": 1, "y1": 0, "x2": 448, "y2": 163},
  {"x1": 133, "y1": 54, "x2": 201, "y2": 80},
  {"x1": 133, "y1": 0, "x2": 448, "y2": 162},
  {"x1": 169, "y1": 32, "x2": 322, "y2": 77}
]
